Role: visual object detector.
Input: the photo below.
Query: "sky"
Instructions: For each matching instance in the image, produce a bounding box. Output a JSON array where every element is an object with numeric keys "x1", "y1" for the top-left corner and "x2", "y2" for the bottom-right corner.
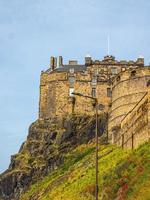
[{"x1": 0, "y1": 0, "x2": 150, "y2": 173}]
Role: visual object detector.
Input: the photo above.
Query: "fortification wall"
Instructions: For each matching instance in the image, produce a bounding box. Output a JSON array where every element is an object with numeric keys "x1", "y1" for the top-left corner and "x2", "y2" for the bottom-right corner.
[
  {"x1": 39, "y1": 66, "x2": 112, "y2": 119},
  {"x1": 114, "y1": 89, "x2": 150, "y2": 149},
  {"x1": 109, "y1": 67, "x2": 150, "y2": 140},
  {"x1": 39, "y1": 56, "x2": 145, "y2": 120}
]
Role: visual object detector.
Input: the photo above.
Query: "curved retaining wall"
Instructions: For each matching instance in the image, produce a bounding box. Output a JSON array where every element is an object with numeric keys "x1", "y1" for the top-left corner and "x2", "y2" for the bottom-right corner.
[{"x1": 108, "y1": 67, "x2": 150, "y2": 140}]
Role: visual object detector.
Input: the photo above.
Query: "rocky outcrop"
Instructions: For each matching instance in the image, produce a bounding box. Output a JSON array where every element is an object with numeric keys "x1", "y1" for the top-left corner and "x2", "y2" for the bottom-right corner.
[{"x1": 0, "y1": 114, "x2": 107, "y2": 200}]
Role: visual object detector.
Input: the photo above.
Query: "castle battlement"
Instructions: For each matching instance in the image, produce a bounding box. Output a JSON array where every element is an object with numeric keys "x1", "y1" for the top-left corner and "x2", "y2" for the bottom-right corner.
[
  {"x1": 47, "y1": 55, "x2": 144, "y2": 72},
  {"x1": 112, "y1": 67, "x2": 150, "y2": 88}
]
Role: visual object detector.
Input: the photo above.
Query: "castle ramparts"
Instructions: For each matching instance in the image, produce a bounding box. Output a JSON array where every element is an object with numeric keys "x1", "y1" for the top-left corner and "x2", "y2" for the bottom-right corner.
[
  {"x1": 112, "y1": 88, "x2": 150, "y2": 149},
  {"x1": 109, "y1": 67, "x2": 150, "y2": 149}
]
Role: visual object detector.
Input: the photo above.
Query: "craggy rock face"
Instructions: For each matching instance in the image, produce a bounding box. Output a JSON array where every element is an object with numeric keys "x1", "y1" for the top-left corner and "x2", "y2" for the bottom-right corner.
[
  {"x1": 0, "y1": 114, "x2": 107, "y2": 200},
  {"x1": 0, "y1": 171, "x2": 32, "y2": 200}
]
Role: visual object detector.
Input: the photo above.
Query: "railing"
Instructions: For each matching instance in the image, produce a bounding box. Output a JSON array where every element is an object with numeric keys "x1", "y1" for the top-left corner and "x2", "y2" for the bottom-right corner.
[{"x1": 114, "y1": 92, "x2": 149, "y2": 149}]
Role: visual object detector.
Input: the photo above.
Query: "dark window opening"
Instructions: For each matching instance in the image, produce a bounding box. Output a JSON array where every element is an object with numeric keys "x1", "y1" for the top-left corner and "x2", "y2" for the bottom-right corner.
[
  {"x1": 116, "y1": 76, "x2": 120, "y2": 82},
  {"x1": 91, "y1": 88, "x2": 96, "y2": 98},
  {"x1": 147, "y1": 80, "x2": 150, "y2": 87},
  {"x1": 131, "y1": 70, "x2": 136, "y2": 77}
]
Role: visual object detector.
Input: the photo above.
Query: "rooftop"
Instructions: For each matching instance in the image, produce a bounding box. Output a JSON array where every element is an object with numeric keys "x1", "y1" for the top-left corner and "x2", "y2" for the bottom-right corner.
[{"x1": 55, "y1": 65, "x2": 86, "y2": 72}]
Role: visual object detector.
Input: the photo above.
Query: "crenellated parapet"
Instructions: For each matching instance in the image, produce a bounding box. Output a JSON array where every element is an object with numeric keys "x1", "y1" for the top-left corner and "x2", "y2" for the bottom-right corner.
[{"x1": 90, "y1": 55, "x2": 144, "y2": 67}]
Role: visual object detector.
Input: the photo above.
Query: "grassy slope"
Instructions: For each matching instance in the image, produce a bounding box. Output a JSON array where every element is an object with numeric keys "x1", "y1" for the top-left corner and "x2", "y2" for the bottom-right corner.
[{"x1": 21, "y1": 141, "x2": 150, "y2": 200}]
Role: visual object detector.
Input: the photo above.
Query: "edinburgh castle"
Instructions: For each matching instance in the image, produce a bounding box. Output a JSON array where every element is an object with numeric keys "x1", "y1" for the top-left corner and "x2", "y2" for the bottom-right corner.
[
  {"x1": 39, "y1": 54, "x2": 150, "y2": 149},
  {"x1": 1, "y1": 55, "x2": 150, "y2": 200}
]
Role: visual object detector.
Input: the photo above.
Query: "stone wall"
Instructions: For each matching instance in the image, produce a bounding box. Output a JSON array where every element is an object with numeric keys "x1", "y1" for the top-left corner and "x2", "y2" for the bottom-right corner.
[
  {"x1": 39, "y1": 65, "x2": 115, "y2": 119},
  {"x1": 113, "y1": 89, "x2": 150, "y2": 149},
  {"x1": 39, "y1": 56, "x2": 146, "y2": 123},
  {"x1": 109, "y1": 67, "x2": 150, "y2": 141}
]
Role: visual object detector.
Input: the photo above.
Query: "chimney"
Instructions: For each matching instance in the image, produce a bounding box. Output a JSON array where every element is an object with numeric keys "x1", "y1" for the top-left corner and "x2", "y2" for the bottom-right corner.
[
  {"x1": 59, "y1": 56, "x2": 63, "y2": 66},
  {"x1": 69, "y1": 60, "x2": 78, "y2": 65},
  {"x1": 54, "y1": 57, "x2": 57, "y2": 69},
  {"x1": 50, "y1": 56, "x2": 55, "y2": 70},
  {"x1": 136, "y1": 56, "x2": 144, "y2": 66},
  {"x1": 85, "y1": 54, "x2": 92, "y2": 66}
]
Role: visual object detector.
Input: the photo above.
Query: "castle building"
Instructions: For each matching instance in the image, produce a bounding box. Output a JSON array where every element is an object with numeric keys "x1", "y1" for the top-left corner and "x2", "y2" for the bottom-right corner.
[
  {"x1": 38, "y1": 54, "x2": 150, "y2": 149},
  {"x1": 39, "y1": 55, "x2": 144, "y2": 120}
]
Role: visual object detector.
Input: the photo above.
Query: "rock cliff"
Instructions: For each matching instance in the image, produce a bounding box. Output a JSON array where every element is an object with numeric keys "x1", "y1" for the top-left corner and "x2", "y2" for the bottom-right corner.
[{"x1": 0, "y1": 114, "x2": 107, "y2": 200}]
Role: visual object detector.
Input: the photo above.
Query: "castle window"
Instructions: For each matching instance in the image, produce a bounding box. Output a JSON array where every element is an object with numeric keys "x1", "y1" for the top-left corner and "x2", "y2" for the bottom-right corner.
[
  {"x1": 94, "y1": 69, "x2": 99, "y2": 75},
  {"x1": 107, "y1": 88, "x2": 112, "y2": 97},
  {"x1": 91, "y1": 88, "x2": 96, "y2": 98},
  {"x1": 147, "y1": 80, "x2": 150, "y2": 87},
  {"x1": 69, "y1": 88, "x2": 74, "y2": 97},
  {"x1": 131, "y1": 70, "x2": 136, "y2": 77},
  {"x1": 69, "y1": 76, "x2": 75, "y2": 87},
  {"x1": 111, "y1": 68, "x2": 118, "y2": 75},
  {"x1": 100, "y1": 68, "x2": 104, "y2": 73},
  {"x1": 116, "y1": 76, "x2": 120, "y2": 82},
  {"x1": 69, "y1": 68, "x2": 74, "y2": 74},
  {"x1": 91, "y1": 76, "x2": 97, "y2": 86}
]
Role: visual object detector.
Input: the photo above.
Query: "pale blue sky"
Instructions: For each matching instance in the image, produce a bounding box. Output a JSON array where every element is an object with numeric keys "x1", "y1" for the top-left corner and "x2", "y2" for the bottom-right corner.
[{"x1": 0, "y1": 0, "x2": 150, "y2": 172}]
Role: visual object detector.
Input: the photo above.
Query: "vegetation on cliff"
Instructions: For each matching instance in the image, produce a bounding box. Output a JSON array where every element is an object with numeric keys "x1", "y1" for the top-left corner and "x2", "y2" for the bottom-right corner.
[
  {"x1": 1, "y1": 113, "x2": 150, "y2": 200},
  {"x1": 0, "y1": 114, "x2": 107, "y2": 200},
  {"x1": 21, "y1": 141, "x2": 150, "y2": 200}
]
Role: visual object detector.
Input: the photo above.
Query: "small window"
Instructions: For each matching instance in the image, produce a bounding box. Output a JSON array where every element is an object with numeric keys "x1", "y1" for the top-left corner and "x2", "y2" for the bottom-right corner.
[
  {"x1": 107, "y1": 88, "x2": 112, "y2": 97},
  {"x1": 100, "y1": 68, "x2": 104, "y2": 73},
  {"x1": 69, "y1": 76, "x2": 75, "y2": 83},
  {"x1": 91, "y1": 76, "x2": 97, "y2": 86},
  {"x1": 69, "y1": 88, "x2": 74, "y2": 97},
  {"x1": 116, "y1": 76, "x2": 120, "y2": 82},
  {"x1": 131, "y1": 70, "x2": 136, "y2": 77},
  {"x1": 111, "y1": 68, "x2": 118, "y2": 75},
  {"x1": 147, "y1": 80, "x2": 150, "y2": 87},
  {"x1": 91, "y1": 88, "x2": 96, "y2": 98},
  {"x1": 94, "y1": 69, "x2": 99, "y2": 75},
  {"x1": 69, "y1": 76, "x2": 75, "y2": 88},
  {"x1": 69, "y1": 68, "x2": 74, "y2": 74}
]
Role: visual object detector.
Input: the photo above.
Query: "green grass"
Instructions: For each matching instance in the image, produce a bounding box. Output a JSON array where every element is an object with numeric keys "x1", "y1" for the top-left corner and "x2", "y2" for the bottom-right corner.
[{"x1": 21, "y1": 141, "x2": 150, "y2": 200}]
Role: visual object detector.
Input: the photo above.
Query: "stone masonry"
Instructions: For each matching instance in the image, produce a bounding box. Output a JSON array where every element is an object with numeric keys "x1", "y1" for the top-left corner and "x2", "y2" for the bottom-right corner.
[
  {"x1": 109, "y1": 67, "x2": 150, "y2": 149},
  {"x1": 38, "y1": 54, "x2": 150, "y2": 149},
  {"x1": 39, "y1": 55, "x2": 144, "y2": 120},
  {"x1": 112, "y1": 87, "x2": 150, "y2": 149}
]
